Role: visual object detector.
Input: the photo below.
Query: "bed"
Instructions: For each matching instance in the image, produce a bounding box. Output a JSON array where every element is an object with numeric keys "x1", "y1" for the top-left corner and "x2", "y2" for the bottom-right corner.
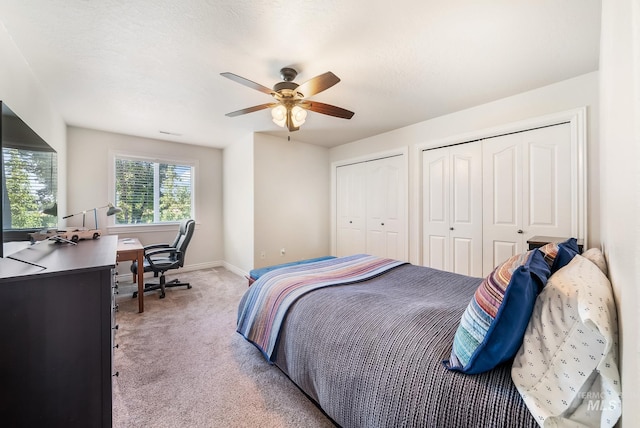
[
  {"x1": 237, "y1": 246, "x2": 621, "y2": 428},
  {"x1": 247, "y1": 256, "x2": 335, "y2": 286}
]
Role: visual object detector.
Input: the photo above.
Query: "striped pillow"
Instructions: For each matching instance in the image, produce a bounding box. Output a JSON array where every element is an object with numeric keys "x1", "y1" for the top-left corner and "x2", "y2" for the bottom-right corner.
[{"x1": 444, "y1": 249, "x2": 550, "y2": 374}]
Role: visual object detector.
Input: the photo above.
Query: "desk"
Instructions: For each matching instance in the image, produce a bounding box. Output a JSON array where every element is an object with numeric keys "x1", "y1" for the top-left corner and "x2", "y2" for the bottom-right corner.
[{"x1": 117, "y1": 238, "x2": 145, "y2": 313}]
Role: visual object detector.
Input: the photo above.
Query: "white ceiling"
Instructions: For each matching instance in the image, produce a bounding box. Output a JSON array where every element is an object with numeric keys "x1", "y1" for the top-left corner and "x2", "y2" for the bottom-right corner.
[{"x1": 0, "y1": 0, "x2": 601, "y2": 149}]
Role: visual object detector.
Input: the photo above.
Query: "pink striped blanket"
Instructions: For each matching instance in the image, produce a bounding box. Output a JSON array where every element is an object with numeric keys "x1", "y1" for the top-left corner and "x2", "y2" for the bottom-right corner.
[{"x1": 237, "y1": 254, "x2": 407, "y2": 361}]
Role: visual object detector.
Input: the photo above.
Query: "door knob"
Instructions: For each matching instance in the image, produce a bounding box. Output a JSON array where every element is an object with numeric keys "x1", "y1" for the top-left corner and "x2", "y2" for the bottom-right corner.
[
  {"x1": 449, "y1": 227, "x2": 454, "y2": 231},
  {"x1": 381, "y1": 223, "x2": 385, "y2": 226},
  {"x1": 517, "y1": 229, "x2": 524, "y2": 234}
]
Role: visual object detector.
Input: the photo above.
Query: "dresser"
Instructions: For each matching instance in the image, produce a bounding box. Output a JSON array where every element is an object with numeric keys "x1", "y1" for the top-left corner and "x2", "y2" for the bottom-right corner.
[{"x1": 0, "y1": 236, "x2": 118, "y2": 427}]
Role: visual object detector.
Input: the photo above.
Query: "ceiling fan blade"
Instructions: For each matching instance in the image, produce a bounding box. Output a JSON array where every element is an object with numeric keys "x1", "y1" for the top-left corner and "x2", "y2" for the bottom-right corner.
[
  {"x1": 221, "y1": 72, "x2": 274, "y2": 95},
  {"x1": 304, "y1": 101, "x2": 355, "y2": 119},
  {"x1": 296, "y1": 72, "x2": 341, "y2": 98},
  {"x1": 225, "y1": 103, "x2": 277, "y2": 117}
]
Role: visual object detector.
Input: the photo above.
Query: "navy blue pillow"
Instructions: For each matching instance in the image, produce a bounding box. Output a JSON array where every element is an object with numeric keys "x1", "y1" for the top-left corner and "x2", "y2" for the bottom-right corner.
[
  {"x1": 538, "y1": 238, "x2": 580, "y2": 274},
  {"x1": 444, "y1": 249, "x2": 551, "y2": 374}
]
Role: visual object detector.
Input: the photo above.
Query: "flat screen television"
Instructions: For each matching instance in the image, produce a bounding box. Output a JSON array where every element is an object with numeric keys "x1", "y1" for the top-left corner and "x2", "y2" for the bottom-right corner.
[{"x1": 1, "y1": 101, "x2": 58, "y2": 257}]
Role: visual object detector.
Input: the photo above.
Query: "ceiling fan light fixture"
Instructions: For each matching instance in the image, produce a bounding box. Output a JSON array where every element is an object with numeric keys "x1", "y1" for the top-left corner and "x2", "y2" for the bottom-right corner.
[
  {"x1": 271, "y1": 104, "x2": 287, "y2": 127},
  {"x1": 223, "y1": 68, "x2": 354, "y2": 130},
  {"x1": 291, "y1": 105, "x2": 307, "y2": 127}
]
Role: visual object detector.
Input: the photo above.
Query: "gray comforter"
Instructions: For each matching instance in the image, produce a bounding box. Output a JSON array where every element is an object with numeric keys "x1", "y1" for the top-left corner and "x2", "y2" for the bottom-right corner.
[{"x1": 272, "y1": 264, "x2": 538, "y2": 427}]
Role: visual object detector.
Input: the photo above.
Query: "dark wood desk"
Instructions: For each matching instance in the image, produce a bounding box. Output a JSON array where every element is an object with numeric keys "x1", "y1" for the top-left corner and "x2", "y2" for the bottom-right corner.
[{"x1": 117, "y1": 238, "x2": 145, "y2": 313}]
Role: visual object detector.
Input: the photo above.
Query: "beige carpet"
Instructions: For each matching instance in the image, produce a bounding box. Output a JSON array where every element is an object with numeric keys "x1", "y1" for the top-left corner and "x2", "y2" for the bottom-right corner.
[{"x1": 112, "y1": 267, "x2": 335, "y2": 428}]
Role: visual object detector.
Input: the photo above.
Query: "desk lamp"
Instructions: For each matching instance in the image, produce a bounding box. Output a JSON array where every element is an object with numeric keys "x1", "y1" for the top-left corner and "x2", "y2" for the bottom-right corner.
[{"x1": 62, "y1": 203, "x2": 122, "y2": 229}]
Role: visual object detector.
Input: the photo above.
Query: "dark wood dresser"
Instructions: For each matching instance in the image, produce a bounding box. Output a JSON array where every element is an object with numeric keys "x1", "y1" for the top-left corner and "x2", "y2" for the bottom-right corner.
[{"x1": 0, "y1": 236, "x2": 118, "y2": 427}]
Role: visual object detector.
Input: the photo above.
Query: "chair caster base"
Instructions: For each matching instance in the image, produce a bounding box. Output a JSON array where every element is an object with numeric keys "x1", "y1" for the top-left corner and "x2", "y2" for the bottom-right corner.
[{"x1": 131, "y1": 280, "x2": 190, "y2": 299}]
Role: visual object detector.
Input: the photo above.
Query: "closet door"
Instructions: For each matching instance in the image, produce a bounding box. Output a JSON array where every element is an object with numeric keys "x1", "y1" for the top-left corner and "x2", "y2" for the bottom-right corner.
[
  {"x1": 336, "y1": 163, "x2": 367, "y2": 257},
  {"x1": 482, "y1": 134, "x2": 523, "y2": 273},
  {"x1": 524, "y1": 124, "x2": 572, "y2": 237},
  {"x1": 482, "y1": 123, "x2": 572, "y2": 274},
  {"x1": 449, "y1": 143, "x2": 483, "y2": 276},
  {"x1": 366, "y1": 155, "x2": 406, "y2": 260},
  {"x1": 422, "y1": 142, "x2": 482, "y2": 276},
  {"x1": 422, "y1": 149, "x2": 450, "y2": 270}
]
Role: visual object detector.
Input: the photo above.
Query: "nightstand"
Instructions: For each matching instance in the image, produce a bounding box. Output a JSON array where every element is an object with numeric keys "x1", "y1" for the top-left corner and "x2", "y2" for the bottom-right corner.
[{"x1": 527, "y1": 236, "x2": 584, "y2": 252}]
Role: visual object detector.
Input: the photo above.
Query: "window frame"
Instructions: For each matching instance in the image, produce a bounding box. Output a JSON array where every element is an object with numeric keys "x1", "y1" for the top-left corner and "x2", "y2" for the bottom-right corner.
[{"x1": 108, "y1": 150, "x2": 197, "y2": 229}]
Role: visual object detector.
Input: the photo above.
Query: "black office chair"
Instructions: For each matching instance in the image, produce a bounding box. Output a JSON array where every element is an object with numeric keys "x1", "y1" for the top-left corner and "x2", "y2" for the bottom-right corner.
[{"x1": 131, "y1": 219, "x2": 195, "y2": 299}]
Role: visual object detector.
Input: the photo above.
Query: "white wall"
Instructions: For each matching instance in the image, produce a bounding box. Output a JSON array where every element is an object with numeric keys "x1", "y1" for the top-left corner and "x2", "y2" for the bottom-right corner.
[
  {"x1": 599, "y1": 1, "x2": 639, "y2": 426},
  {"x1": 329, "y1": 72, "x2": 599, "y2": 265},
  {"x1": 222, "y1": 133, "x2": 330, "y2": 275},
  {"x1": 222, "y1": 135, "x2": 254, "y2": 275},
  {"x1": 0, "y1": 22, "x2": 67, "y2": 218},
  {"x1": 253, "y1": 134, "x2": 330, "y2": 268},
  {"x1": 67, "y1": 126, "x2": 224, "y2": 275}
]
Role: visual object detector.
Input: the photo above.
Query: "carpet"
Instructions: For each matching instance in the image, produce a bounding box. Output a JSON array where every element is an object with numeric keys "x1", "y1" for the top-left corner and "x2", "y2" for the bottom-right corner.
[{"x1": 112, "y1": 267, "x2": 335, "y2": 428}]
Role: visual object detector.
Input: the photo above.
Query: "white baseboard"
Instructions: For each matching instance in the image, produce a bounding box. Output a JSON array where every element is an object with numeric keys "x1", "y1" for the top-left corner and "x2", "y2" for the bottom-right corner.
[
  {"x1": 220, "y1": 261, "x2": 249, "y2": 279},
  {"x1": 180, "y1": 260, "x2": 224, "y2": 272},
  {"x1": 116, "y1": 260, "x2": 236, "y2": 283}
]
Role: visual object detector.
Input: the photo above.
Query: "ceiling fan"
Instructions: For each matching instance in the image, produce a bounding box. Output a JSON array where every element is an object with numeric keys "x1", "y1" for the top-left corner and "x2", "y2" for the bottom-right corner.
[{"x1": 221, "y1": 67, "x2": 355, "y2": 132}]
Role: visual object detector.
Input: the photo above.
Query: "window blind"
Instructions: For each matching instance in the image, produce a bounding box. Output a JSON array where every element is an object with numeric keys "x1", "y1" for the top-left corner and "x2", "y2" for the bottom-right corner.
[
  {"x1": 114, "y1": 157, "x2": 193, "y2": 224},
  {"x1": 2, "y1": 147, "x2": 57, "y2": 230}
]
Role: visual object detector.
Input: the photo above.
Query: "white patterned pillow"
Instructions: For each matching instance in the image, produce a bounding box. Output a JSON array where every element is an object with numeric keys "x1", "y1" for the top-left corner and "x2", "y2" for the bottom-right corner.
[
  {"x1": 511, "y1": 255, "x2": 621, "y2": 427},
  {"x1": 581, "y1": 247, "x2": 608, "y2": 276}
]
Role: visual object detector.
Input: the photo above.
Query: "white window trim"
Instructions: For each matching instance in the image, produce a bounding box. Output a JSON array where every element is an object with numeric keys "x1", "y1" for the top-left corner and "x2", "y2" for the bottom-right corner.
[{"x1": 107, "y1": 149, "x2": 198, "y2": 228}]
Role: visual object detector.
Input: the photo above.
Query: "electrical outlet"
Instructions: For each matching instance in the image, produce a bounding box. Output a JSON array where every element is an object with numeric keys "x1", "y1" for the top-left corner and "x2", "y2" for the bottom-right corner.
[
  {"x1": 280, "y1": 248, "x2": 286, "y2": 256},
  {"x1": 260, "y1": 250, "x2": 266, "y2": 259}
]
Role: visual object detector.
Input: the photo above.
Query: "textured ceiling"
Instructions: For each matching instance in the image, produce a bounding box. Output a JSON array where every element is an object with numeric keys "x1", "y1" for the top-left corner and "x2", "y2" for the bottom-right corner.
[{"x1": 0, "y1": 0, "x2": 601, "y2": 148}]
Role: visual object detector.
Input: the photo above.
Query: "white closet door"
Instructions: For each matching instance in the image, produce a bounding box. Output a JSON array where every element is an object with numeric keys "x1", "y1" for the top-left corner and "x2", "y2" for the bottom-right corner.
[
  {"x1": 482, "y1": 123, "x2": 572, "y2": 274},
  {"x1": 366, "y1": 156, "x2": 406, "y2": 260},
  {"x1": 422, "y1": 142, "x2": 482, "y2": 276},
  {"x1": 422, "y1": 149, "x2": 450, "y2": 271},
  {"x1": 336, "y1": 163, "x2": 366, "y2": 257},
  {"x1": 482, "y1": 133, "x2": 523, "y2": 273},
  {"x1": 449, "y1": 143, "x2": 483, "y2": 276},
  {"x1": 523, "y1": 124, "x2": 573, "y2": 238}
]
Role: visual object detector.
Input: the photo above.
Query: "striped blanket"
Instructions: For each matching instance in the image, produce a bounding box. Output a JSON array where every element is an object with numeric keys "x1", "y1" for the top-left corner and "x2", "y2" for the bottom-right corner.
[{"x1": 237, "y1": 254, "x2": 407, "y2": 361}]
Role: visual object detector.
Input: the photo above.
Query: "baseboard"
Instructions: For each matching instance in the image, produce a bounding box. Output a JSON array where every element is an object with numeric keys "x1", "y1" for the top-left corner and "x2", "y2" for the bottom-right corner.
[
  {"x1": 180, "y1": 260, "x2": 224, "y2": 273},
  {"x1": 221, "y1": 261, "x2": 249, "y2": 279},
  {"x1": 116, "y1": 260, "x2": 232, "y2": 282}
]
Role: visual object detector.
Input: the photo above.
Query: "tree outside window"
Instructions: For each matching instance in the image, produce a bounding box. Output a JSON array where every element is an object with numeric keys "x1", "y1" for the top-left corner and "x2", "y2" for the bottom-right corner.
[
  {"x1": 114, "y1": 157, "x2": 193, "y2": 224},
  {"x1": 2, "y1": 147, "x2": 57, "y2": 229}
]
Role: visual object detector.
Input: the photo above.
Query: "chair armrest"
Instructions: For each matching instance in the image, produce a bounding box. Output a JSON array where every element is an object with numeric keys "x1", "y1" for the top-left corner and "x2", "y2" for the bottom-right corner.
[
  {"x1": 144, "y1": 248, "x2": 183, "y2": 271},
  {"x1": 144, "y1": 243, "x2": 171, "y2": 251},
  {"x1": 144, "y1": 247, "x2": 178, "y2": 258}
]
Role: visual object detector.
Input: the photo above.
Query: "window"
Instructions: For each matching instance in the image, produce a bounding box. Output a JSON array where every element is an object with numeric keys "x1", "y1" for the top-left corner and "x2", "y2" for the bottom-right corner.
[
  {"x1": 2, "y1": 146, "x2": 57, "y2": 230},
  {"x1": 114, "y1": 155, "x2": 194, "y2": 225}
]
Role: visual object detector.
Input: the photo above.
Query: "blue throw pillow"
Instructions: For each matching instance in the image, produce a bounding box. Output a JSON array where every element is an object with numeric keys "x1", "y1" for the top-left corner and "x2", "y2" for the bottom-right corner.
[
  {"x1": 538, "y1": 238, "x2": 580, "y2": 273},
  {"x1": 443, "y1": 249, "x2": 551, "y2": 375}
]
